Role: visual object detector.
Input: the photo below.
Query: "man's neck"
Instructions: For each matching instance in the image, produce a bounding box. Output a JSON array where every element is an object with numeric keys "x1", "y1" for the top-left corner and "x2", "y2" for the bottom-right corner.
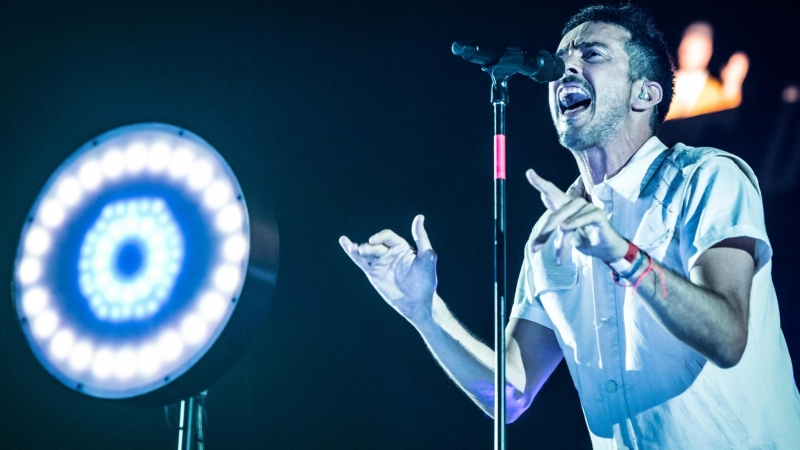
[{"x1": 571, "y1": 128, "x2": 654, "y2": 192}]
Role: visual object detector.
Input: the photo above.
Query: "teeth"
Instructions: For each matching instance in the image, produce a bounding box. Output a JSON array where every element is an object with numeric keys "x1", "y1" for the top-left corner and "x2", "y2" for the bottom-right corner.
[
  {"x1": 558, "y1": 84, "x2": 592, "y2": 113},
  {"x1": 558, "y1": 86, "x2": 590, "y2": 101}
]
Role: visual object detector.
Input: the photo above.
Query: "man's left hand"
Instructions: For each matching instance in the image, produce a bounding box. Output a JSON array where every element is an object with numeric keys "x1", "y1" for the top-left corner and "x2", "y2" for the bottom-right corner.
[{"x1": 526, "y1": 168, "x2": 629, "y2": 264}]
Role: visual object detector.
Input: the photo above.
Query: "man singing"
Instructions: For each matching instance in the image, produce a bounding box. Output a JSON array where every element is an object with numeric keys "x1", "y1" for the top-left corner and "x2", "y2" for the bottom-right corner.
[{"x1": 339, "y1": 4, "x2": 800, "y2": 448}]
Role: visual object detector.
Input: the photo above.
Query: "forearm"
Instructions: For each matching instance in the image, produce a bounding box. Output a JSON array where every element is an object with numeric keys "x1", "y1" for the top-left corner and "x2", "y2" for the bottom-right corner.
[
  {"x1": 409, "y1": 293, "x2": 527, "y2": 419},
  {"x1": 630, "y1": 254, "x2": 749, "y2": 368}
]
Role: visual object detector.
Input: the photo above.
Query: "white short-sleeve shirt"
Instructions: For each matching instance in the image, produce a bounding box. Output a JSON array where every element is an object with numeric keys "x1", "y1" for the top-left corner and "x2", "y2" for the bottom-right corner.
[{"x1": 511, "y1": 137, "x2": 800, "y2": 449}]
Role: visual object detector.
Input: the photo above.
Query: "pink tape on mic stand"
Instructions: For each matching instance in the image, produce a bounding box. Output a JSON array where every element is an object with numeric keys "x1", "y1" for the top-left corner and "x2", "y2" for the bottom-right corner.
[{"x1": 494, "y1": 134, "x2": 506, "y2": 180}]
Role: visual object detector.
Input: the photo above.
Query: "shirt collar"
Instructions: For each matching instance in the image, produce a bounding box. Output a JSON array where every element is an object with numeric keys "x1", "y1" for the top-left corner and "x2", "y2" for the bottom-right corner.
[{"x1": 601, "y1": 136, "x2": 668, "y2": 201}]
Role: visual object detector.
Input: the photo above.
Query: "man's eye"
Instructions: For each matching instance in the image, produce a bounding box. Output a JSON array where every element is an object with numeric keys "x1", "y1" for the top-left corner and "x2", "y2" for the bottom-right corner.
[{"x1": 584, "y1": 51, "x2": 601, "y2": 59}]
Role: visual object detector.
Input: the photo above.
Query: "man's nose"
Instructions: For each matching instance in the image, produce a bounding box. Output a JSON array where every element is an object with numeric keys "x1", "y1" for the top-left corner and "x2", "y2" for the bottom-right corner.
[{"x1": 561, "y1": 53, "x2": 582, "y2": 76}]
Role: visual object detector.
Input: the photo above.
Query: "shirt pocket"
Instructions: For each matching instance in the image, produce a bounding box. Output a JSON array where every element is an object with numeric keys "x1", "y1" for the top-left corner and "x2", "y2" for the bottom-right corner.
[{"x1": 530, "y1": 238, "x2": 579, "y2": 297}]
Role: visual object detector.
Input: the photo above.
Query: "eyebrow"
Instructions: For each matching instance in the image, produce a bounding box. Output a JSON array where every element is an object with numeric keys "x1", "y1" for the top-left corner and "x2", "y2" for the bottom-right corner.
[{"x1": 555, "y1": 41, "x2": 611, "y2": 58}]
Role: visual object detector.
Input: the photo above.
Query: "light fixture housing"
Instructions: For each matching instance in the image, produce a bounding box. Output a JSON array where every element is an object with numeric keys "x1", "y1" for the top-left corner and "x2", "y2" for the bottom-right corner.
[{"x1": 12, "y1": 123, "x2": 277, "y2": 403}]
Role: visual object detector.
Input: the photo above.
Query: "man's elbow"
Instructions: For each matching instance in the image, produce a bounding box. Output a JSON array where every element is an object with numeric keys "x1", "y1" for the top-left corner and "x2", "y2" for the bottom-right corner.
[
  {"x1": 506, "y1": 408, "x2": 525, "y2": 424},
  {"x1": 504, "y1": 392, "x2": 534, "y2": 424},
  {"x1": 714, "y1": 331, "x2": 748, "y2": 369}
]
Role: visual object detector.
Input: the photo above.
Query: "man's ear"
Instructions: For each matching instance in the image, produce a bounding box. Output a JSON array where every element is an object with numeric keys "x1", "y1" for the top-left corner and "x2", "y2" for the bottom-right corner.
[{"x1": 632, "y1": 80, "x2": 663, "y2": 111}]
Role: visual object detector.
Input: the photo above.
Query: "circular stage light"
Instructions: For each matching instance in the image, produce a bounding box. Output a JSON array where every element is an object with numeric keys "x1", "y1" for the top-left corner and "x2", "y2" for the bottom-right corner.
[{"x1": 12, "y1": 123, "x2": 277, "y2": 402}]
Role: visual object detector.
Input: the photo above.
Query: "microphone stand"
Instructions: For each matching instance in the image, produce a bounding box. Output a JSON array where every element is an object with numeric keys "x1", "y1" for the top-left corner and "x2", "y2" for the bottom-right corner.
[
  {"x1": 484, "y1": 53, "x2": 522, "y2": 450},
  {"x1": 453, "y1": 42, "x2": 562, "y2": 450}
]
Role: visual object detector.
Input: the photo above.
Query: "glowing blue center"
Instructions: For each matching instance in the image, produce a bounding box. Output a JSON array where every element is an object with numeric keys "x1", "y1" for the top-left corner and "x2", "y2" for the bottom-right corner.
[
  {"x1": 78, "y1": 198, "x2": 184, "y2": 322},
  {"x1": 116, "y1": 240, "x2": 144, "y2": 277}
]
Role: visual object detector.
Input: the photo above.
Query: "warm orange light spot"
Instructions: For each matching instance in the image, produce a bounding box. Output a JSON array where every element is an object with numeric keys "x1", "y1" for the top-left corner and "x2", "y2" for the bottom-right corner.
[{"x1": 666, "y1": 22, "x2": 749, "y2": 120}]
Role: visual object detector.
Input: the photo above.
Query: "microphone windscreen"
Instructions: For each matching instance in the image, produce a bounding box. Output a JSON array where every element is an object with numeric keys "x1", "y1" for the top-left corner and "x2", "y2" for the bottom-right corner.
[{"x1": 532, "y1": 50, "x2": 565, "y2": 83}]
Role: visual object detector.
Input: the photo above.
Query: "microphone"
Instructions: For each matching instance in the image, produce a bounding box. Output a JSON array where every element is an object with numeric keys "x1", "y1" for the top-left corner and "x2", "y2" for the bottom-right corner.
[{"x1": 451, "y1": 41, "x2": 564, "y2": 83}]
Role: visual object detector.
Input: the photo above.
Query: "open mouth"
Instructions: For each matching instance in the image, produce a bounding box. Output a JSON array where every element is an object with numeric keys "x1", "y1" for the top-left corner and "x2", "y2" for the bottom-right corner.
[{"x1": 558, "y1": 85, "x2": 592, "y2": 115}]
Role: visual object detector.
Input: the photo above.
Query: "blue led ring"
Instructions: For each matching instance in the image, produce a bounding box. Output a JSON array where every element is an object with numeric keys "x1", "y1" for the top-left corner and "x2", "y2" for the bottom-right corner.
[
  {"x1": 12, "y1": 123, "x2": 251, "y2": 399},
  {"x1": 78, "y1": 198, "x2": 184, "y2": 322}
]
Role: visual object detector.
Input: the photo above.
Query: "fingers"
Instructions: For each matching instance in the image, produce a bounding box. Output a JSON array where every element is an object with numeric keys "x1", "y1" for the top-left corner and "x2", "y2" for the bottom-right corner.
[
  {"x1": 531, "y1": 198, "x2": 587, "y2": 250},
  {"x1": 358, "y1": 243, "x2": 390, "y2": 257},
  {"x1": 369, "y1": 229, "x2": 407, "y2": 247},
  {"x1": 339, "y1": 235, "x2": 369, "y2": 269},
  {"x1": 560, "y1": 205, "x2": 604, "y2": 231},
  {"x1": 339, "y1": 235, "x2": 390, "y2": 269},
  {"x1": 526, "y1": 169, "x2": 571, "y2": 210},
  {"x1": 412, "y1": 214, "x2": 437, "y2": 265},
  {"x1": 554, "y1": 229, "x2": 575, "y2": 265},
  {"x1": 340, "y1": 218, "x2": 426, "y2": 269},
  {"x1": 411, "y1": 215, "x2": 432, "y2": 253},
  {"x1": 339, "y1": 235, "x2": 358, "y2": 255}
]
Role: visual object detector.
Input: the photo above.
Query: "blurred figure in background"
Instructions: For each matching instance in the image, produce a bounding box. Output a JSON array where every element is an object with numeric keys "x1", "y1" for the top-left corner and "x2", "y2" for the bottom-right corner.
[{"x1": 666, "y1": 21, "x2": 749, "y2": 120}]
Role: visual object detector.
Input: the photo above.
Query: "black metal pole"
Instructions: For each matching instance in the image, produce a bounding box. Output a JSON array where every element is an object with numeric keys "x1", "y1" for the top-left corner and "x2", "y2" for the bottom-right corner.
[
  {"x1": 177, "y1": 391, "x2": 207, "y2": 450},
  {"x1": 453, "y1": 40, "x2": 563, "y2": 450},
  {"x1": 491, "y1": 73, "x2": 509, "y2": 450}
]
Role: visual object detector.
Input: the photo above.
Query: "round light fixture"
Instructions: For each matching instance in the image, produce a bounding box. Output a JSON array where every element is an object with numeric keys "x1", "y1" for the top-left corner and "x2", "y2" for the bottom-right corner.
[{"x1": 12, "y1": 123, "x2": 276, "y2": 402}]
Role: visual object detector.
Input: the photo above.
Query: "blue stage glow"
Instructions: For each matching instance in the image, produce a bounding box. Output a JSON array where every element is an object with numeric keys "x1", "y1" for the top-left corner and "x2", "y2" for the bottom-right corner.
[
  {"x1": 12, "y1": 123, "x2": 252, "y2": 400},
  {"x1": 78, "y1": 197, "x2": 184, "y2": 322}
]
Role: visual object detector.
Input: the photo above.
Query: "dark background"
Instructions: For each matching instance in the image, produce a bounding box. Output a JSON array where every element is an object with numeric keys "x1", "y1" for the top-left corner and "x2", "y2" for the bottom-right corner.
[{"x1": 1, "y1": 0, "x2": 799, "y2": 448}]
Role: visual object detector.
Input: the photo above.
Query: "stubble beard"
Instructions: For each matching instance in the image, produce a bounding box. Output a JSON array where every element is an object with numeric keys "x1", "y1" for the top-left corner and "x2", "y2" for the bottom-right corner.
[{"x1": 556, "y1": 96, "x2": 629, "y2": 151}]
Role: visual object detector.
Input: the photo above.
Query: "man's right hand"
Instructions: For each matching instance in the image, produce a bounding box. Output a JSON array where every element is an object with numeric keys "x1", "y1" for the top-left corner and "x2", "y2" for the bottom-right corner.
[{"x1": 339, "y1": 215, "x2": 437, "y2": 324}]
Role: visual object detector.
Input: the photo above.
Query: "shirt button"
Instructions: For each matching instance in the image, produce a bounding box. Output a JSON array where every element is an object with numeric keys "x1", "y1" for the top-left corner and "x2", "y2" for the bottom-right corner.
[{"x1": 604, "y1": 380, "x2": 618, "y2": 393}]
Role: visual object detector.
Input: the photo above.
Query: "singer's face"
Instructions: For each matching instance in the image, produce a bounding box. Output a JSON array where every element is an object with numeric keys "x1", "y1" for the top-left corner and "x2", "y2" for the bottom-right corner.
[{"x1": 550, "y1": 22, "x2": 635, "y2": 151}]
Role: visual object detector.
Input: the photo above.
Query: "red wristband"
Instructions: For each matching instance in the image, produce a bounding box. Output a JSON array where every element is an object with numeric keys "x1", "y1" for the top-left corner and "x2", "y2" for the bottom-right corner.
[{"x1": 623, "y1": 240, "x2": 638, "y2": 264}]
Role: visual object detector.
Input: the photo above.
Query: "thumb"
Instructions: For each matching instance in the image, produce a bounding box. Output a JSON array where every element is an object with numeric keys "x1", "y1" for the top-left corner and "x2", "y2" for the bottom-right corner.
[{"x1": 411, "y1": 215, "x2": 436, "y2": 262}]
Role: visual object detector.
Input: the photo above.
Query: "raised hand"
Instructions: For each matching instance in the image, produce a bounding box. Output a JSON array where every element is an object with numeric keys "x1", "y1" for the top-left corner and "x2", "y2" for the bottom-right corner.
[
  {"x1": 526, "y1": 169, "x2": 628, "y2": 264},
  {"x1": 339, "y1": 215, "x2": 438, "y2": 323}
]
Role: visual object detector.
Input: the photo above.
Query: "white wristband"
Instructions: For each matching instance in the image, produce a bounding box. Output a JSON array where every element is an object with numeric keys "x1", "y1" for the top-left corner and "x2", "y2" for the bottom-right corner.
[{"x1": 608, "y1": 257, "x2": 633, "y2": 273}]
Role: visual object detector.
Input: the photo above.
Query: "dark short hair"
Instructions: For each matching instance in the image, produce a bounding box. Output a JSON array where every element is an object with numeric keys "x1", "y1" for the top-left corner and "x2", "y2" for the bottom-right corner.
[{"x1": 562, "y1": 4, "x2": 675, "y2": 132}]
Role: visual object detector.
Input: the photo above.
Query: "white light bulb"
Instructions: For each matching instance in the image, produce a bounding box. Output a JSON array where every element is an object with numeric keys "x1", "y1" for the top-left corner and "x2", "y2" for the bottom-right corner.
[
  {"x1": 187, "y1": 159, "x2": 214, "y2": 191},
  {"x1": 123, "y1": 215, "x2": 138, "y2": 232},
  {"x1": 203, "y1": 180, "x2": 233, "y2": 210},
  {"x1": 108, "y1": 222, "x2": 123, "y2": 239},
  {"x1": 168, "y1": 147, "x2": 195, "y2": 179},
  {"x1": 56, "y1": 176, "x2": 82, "y2": 207},
  {"x1": 137, "y1": 344, "x2": 161, "y2": 376},
  {"x1": 124, "y1": 142, "x2": 148, "y2": 174},
  {"x1": 106, "y1": 285, "x2": 121, "y2": 303},
  {"x1": 91, "y1": 347, "x2": 115, "y2": 379},
  {"x1": 22, "y1": 287, "x2": 49, "y2": 316},
  {"x1": 49, "y1": 329, "x2": 75, "y2": 360},
  {"x1": 147, "y1": 142, "x2": 172, "y2": 173},
  {"x1": 198, "y1": 291, "x2": 227, "y2": 322},
  {"x1": 222, "y1": 235, "x2": 248, "y2": 262},
  {"x1": 17, "y1": 257, "x2": 42, "y2": 285},
  {"x1": 213, "y1": 264, "x2": 241, "y2": 294},
  {"x1": 180, "y1": 314, "x2": 207, "y2": 345},
  {"x1": 114, "y1": 348, "x2": 137, "y2": 380},
  {"x1": 24, "y1": 227, "x2": 52, "y2": 256},
  {"x1": 40, "y1": 199, "x2": 66, "y2": 228},
  {"x1": 152, "y1": 199, "x2": 165, "y2": 213},
  {"x1": 78, "y1": 159, "x2": 103, "y2": 190},
  {"x1": 32, "y1": 309, "x2": 59, "y2": 339},
  {"x1": 101, "y1": 149, "x2": 125, "y2": 180},
  {"x1": 69, "y1": 340, "x2": 94, "y2": 372},
  {"x1": 215, "y1": 204, "x2": 244, "y2": 233},
  {"x1": 157, "y1": 330, "x2": 184, "y2": 362},
  {"x1": 139, "y1": 216, "x2": 155, "y2": 234}
]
